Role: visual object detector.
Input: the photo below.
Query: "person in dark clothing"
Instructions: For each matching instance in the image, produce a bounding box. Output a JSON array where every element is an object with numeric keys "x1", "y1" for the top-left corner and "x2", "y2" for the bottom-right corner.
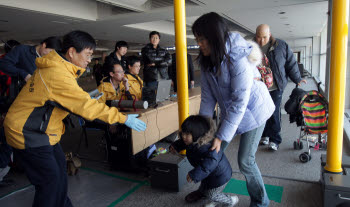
[
  {"x1": 141, "y1": 31, "x2": 171, "y2": 89},
  {"x1": 170, "y1": 115, "x2": 238, "y2": 206},
  {"x1": 255, "y1": 24, "x2": 306, "y2": 151},
  {"x1": 169, "y1": 53, "x2": 195, "y2": 93},
  {"x1": 104, "y1": 41, "x2": 128, "y2": 73},
  {"x1": 4, "y1": 40, "x2": 21, "y2": 54},
  {"x1": 92, "y1": 58, "x2": 103, "y2": 86},
  {"x1": 0, "y1": 39, "x2": 21, "y2": 97},
  {"x1": 0, "y1": 36, "x2": 62, "y2": 83}
]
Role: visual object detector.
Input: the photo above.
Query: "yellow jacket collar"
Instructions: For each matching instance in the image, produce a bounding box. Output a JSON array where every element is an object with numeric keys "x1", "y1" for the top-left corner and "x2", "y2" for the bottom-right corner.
[{"x1": 35, "y1": 50, "x2": 86, "y2": 78}]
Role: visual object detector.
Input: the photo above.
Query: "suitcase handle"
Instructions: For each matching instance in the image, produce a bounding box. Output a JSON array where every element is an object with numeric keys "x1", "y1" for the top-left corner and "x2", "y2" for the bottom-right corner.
[
  {"x1": 338, "y1": 194, "x2": 350, "y2": 201},
  {"x1": 155, "y1": 167, "x2": 170, "y2": 173}
]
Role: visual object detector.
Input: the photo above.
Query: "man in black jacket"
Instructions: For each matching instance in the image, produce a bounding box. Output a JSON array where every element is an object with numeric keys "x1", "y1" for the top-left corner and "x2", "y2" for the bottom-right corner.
[
  {"x1": 141, "y1": 31, "x2": 171, "y2": 89},
  {"x1": 255, "y1": 24, "x2": 306, "y2": 151},
  {"x1": 104, "y1": 41, "x2": 128, "y2": 73}
]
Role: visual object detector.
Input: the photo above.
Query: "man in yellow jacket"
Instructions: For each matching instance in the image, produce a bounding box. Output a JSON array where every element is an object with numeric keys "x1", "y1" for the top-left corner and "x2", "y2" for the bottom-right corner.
[
  {"x1": 97, "y1": 62, "x2": 131, "y2": 104},
  {"x1": 3, "y1": 31, "x2": 146, "y2": 207},
  {"x1": 125, "y1": 55, "x2": 143, "y2": 100}
]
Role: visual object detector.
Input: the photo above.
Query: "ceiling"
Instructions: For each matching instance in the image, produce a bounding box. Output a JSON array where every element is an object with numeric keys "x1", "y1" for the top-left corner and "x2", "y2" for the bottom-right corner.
[{"x1": 0, "y1": 0, "x2": 328, "y2": 51}]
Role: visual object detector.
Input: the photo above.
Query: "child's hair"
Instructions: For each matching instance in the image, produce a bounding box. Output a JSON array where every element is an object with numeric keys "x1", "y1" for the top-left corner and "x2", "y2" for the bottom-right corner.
[{"x1": 181, "y1": 115, "x2": 211, "y2": 142}]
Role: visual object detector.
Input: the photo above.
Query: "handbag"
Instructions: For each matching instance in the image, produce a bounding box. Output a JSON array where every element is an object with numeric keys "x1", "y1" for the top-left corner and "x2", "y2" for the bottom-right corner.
[{"x1": 257, "y1": 54, "x2": 274, "y2": 89}]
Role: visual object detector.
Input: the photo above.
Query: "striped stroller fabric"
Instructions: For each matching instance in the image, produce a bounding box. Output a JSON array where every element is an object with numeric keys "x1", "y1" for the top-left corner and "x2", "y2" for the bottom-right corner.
[{"x1": 300, "y1": 91, "x2": 328, "y2": 134}]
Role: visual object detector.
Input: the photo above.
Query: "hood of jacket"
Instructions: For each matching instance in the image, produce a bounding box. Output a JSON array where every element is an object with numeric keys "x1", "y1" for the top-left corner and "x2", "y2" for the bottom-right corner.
[
  {"x1": 194, "y1": 119, "x2": 217, "y2": 147},
  {"x1": 35, "y1": 51, "x2": 85, "y2": 79},
  {"x1": 225, "y1": 33, "x2": 261, "y2": 66}
]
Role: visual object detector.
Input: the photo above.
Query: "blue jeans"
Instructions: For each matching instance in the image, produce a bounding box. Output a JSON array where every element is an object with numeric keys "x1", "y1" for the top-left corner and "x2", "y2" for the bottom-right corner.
[
  {"x1": 222, "y1": 124, "x2": 270, "y2": 207},
  {"x1": 14, "y1": 144, "x2": 73, "y2": 207},
  {"x1": 262, "y1": 90, "x2": 283, "y2": 144}
]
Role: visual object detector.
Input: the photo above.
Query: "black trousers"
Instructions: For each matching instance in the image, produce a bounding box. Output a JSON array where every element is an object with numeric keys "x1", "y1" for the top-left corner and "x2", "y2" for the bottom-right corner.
[{"x1": 14, "y1": 144, "x2": 73, "y2": 207}]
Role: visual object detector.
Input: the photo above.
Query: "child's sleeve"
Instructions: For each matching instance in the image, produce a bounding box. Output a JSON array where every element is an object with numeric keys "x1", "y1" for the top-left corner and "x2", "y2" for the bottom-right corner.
[
  {"x1": 188, "y1": 150, "x2": 219, "y2": 183},
  {"x1": 170, "y1": 139, "x2": 187, "y2": 152}
]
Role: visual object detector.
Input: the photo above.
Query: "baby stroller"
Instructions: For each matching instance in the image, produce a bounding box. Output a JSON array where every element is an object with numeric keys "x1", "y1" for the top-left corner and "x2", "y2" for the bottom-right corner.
[{"x1": 294, "y1": 90, "x2": 328, "y2": 163}]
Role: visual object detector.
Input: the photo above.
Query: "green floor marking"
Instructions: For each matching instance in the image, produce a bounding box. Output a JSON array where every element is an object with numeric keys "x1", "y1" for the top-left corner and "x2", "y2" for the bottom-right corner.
[
  {"x1": 223, "y1": 178, "x2": 283, "y2": 203},
  {"x1": 107, "y1": 181, "x2": 147, "y2": 207},
  {"x1": 81, "y1": 167, "x2": 149, "y2": 206},
  {"x1": 82, "y1": 167, "x2": 145, "y2": 183},
  {"x1": 0, "y1": 184, "x2": 32, "y2": 200}
]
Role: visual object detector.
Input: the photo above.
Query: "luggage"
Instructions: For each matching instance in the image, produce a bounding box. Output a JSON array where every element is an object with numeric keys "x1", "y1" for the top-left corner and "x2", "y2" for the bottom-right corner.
[{"x1": 148, "y1": 153, "x2": 193, "y2": 192}]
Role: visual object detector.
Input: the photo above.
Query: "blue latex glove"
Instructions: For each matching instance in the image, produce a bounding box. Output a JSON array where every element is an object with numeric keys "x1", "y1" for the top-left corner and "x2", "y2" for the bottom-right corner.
[{"x1": 124, "y1": 114, "x2": 147, "y2": 132}]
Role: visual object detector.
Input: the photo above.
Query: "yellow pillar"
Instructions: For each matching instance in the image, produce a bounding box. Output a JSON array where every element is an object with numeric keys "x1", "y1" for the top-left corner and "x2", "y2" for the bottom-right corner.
[
  {"x1": 174, "y1": 0, "x2": 189, "y2": 127},
  {"x1": 324, "y1": 0, "x2": 349, "y2": 173}
]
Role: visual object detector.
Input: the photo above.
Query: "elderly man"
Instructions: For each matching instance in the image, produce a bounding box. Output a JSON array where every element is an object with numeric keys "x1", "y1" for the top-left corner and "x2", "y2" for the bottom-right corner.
[{"x1": 255, "y1": 24, "x2": 306, "y2": 151}]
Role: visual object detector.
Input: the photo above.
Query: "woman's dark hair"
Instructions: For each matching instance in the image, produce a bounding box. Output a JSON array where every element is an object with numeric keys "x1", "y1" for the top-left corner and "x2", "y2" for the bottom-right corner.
[
  {"x1": 41, "y1": 36, "x2": 62, "y2": 51},
  {"x1": 4, "y1": 40, "x2": 20, "y2": 53},
  {"x1": 192, "y1": 12, "x2": 231, "y2": 74},
  {"x1": 61, "y1": 30, "x2": 96, "y2": 54},
  {"x1": 149, "y1": 31, "x2": 161, "y2": 39},
  {"x1": 181, "y1": 115, "x2": 210, "y2": 142},
  {"x1": 127, "y1": 55, "x2": 141, "y2": 67},
  {"x1": 115, "y1": 41, "x2": 128, "y2": 51}
]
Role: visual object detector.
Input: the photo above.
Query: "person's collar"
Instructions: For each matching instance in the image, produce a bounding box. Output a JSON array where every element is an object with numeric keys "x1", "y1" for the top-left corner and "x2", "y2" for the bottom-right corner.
[
  {"x1": 110, "y1": 78, "x2": 120, "y2": 91},
  {"x1": 58, "y1": 52, "x2": 68, "y2": 61},
  {"x1": 115, "y1": 51, "x2": 122, "y2": 60}
]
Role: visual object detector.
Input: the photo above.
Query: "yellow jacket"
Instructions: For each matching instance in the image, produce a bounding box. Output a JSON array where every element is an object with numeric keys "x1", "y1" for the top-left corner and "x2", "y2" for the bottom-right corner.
[
  {"x1": 125, "y1": 73, "x2": 143, "y2": 100},
  {"x1": 96, "y1": 77, "x2": 127, "y2": 103},
  {"x1": 4, "y1": 51, "x2": 127, "y2": 149}
]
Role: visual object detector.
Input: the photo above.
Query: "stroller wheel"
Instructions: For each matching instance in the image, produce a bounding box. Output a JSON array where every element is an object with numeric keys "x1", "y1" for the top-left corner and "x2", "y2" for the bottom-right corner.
[
  {"x1": 299, "y1": 141, "x2": 304, "y2": 150},
  {"x1": 299, "y1": 152, "x2": 311, "y2": 163}
]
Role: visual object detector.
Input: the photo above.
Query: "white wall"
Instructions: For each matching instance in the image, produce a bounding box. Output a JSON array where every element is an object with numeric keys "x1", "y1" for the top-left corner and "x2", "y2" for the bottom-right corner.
[
  {"x1": 319, "y1": 24, "x2": 328, "y2": 90},
  {"x1": 312, "y1": 36, "x2": 321, "y2": 77},
  {"x1": 0, "y1": 0, "x2": 98, "y2": 20}
]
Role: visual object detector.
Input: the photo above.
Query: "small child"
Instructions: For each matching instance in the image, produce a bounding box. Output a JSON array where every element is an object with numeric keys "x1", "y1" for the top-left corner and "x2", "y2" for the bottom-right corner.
[{"x1": 170, "y1": 115, "x2": 238, "y2": 207}]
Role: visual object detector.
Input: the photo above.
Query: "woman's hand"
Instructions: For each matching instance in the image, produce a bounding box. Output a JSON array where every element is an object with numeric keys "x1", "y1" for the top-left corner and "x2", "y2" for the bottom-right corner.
[{"x1": 211, "y1": 138, "x2": 222, "y2": 153}]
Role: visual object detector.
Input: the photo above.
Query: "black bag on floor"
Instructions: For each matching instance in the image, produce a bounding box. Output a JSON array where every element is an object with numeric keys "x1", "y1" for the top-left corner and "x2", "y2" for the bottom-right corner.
[{"x1": 106, "y1": 124, "x2": 149, "y2": 172}]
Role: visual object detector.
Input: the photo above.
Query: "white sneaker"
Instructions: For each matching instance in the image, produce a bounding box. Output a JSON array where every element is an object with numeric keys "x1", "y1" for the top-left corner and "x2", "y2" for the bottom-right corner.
[
  {"x1": 230, "y1": 195, "x2": 239, "y2": 206},
  {"x1": 259, "y1": 137, "x2": 269, "y2": 145},
  {"x1": 268, "y1": 142, "x2": 279, "y2": 151}
]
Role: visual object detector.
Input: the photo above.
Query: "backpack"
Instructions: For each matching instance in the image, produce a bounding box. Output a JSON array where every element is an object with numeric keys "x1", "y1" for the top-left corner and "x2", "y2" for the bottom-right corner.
[{"x1": 257, "y1": 54, "x2": 274, "y2": 89}]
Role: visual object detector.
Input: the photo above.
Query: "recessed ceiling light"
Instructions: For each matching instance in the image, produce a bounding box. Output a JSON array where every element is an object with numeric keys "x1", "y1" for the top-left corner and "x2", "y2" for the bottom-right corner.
[{"x1": 279, "y1": 12, "x2": 286, "y2": 14}]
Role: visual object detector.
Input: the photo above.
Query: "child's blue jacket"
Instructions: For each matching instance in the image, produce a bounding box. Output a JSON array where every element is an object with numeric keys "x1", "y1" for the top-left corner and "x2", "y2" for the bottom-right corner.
[{"x1": 172, "y1": 121, "x2": 232, "y2": 188}]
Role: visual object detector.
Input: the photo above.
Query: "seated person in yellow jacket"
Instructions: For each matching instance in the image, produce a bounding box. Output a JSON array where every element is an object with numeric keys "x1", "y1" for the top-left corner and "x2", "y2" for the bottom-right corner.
[
  {"x1": 3, "y1": 31, "x2": 146, "y2": 207},
  {"x1": 97, "y1": 60, "x2": 132, "y2": 104},
  {"x1": 125, "y1": 55, "x2": 143, "y2": 100}
]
